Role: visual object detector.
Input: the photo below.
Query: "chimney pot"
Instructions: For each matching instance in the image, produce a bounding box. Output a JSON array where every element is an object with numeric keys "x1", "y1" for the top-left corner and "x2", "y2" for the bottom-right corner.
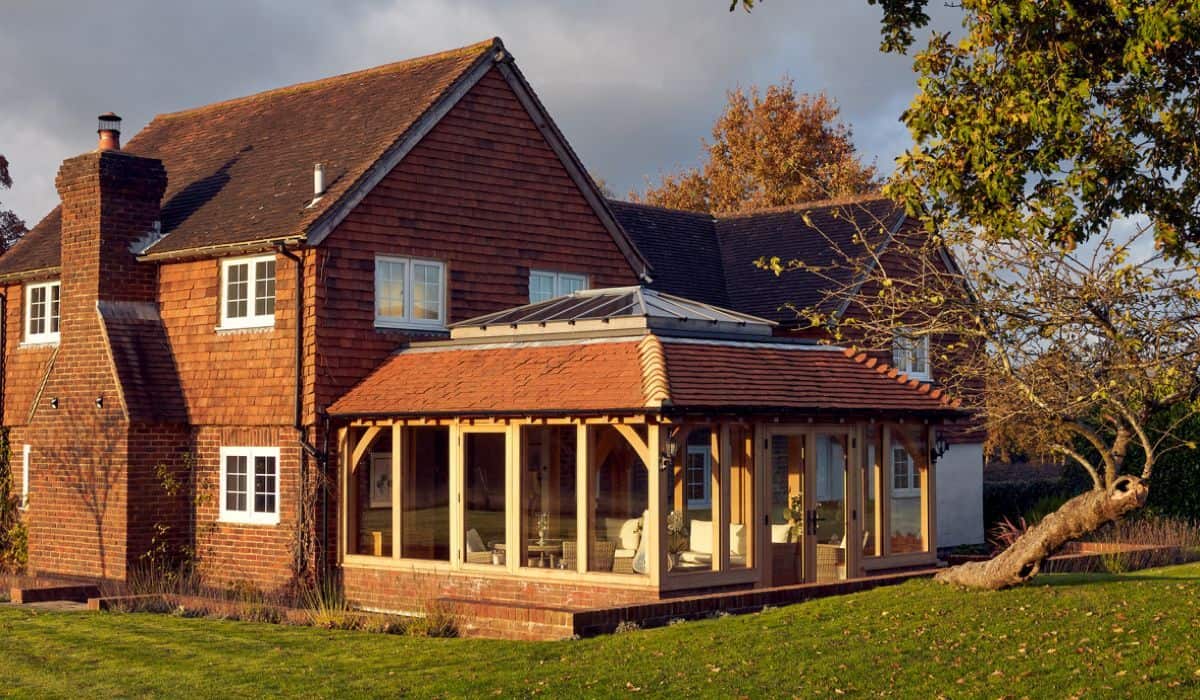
[
  {"x1": 97, "y1": 112, "x2": 122, "y2": 151},
  {"x1": 314, "y1": 163, "x2": 326, "y2": 197}
]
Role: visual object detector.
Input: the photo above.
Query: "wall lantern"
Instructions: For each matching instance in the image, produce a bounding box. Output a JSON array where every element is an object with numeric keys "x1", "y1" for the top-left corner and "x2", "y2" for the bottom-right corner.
[
  {"x1": 49, "y1": 397, "x2": 59, "y2": 410},
  {"x1": 660, "y1": 432, "x2": 680, "y2": 472},
  {"x1": 932, "y1": 432, "x2": 951, "y2": 462},
  {"x1": 96, "y1": 396, "x2": 104, "y2": 409}
]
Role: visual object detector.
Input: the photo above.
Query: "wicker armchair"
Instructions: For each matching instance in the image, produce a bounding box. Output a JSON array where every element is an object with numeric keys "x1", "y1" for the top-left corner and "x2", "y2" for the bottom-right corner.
[
  {"x1": 560, "y1": 539, "x2": 617, "y2": 572},
  {"x1": 816, "y1": 544, "x2": 845, "y2": 581}
]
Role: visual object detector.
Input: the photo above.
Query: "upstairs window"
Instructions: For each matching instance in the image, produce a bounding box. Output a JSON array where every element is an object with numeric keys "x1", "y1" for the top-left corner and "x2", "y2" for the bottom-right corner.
[
  {"x1": 219, "y1": 446, "x2": 280, "y2": 525},
  {"x1": 25, "y1": 280, "x2": 60, "y2": 344},
  {"x1": 529, "y1": 270, "x2": 587, "y2": 304},
  {"x1": 220, "y1": 255, "x2": 276, "y2": 329},
  {"x1": 892, "y1": 331, "x2": 930, "y2": 380},
  {"x1": 375, "y1": 255, "x2": 445, "y2": 330}
]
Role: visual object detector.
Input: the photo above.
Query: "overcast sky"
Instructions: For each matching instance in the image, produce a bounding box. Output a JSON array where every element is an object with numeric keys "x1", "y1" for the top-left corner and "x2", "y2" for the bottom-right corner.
[{"x1": 0, "y1": 0, "x2": 955, "y2": 227}]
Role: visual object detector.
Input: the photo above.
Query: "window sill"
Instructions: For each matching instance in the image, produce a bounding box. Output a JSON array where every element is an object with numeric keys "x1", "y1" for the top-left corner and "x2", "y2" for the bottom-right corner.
[
  {"x1": 215, "y1": 323, "x2": 275, "y2": 334},
  {"x1": 218, "y1": 515, "x2": 280, "y2": 527},
  {"x1": 899, "y1": 371, "x2": 931, "y2": 382},
  {"x1": 374, "y1": 321, "x2": 448, "y2": 333},
  {"x1": 19, "y1": 339, "x2": 59, "y2": 349}
]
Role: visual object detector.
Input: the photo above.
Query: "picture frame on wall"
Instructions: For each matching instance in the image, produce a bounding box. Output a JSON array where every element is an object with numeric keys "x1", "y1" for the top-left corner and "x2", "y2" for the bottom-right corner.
[{"x1": 369, "y1": 453, "x2": 392, "y2": 508}]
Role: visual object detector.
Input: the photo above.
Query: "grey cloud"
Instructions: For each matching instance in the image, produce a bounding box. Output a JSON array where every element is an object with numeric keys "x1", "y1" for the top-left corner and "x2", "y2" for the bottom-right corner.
[{"x1": 0, "y1": 0, "x2": 942, "y2": 224}]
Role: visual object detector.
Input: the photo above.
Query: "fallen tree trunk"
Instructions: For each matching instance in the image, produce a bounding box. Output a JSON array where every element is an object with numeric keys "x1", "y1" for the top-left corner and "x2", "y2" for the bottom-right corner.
[{"x1": 936, "y1": 475, "x2": 1149, "y2": 590}]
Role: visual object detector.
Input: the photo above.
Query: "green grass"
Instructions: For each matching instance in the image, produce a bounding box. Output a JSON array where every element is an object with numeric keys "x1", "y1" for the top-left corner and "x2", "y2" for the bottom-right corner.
[{"x1": 4, "y1": 564, "x2": 1200, "y2": 698}]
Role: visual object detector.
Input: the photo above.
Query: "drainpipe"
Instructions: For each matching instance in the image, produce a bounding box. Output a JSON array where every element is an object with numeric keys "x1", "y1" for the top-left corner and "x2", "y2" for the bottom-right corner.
[{"x1": 274, "y1": 241, "x2": 326, "y2": 582}]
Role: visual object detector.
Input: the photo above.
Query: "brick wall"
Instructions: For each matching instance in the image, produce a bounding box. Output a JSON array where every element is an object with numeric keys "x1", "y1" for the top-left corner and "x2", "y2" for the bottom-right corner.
[
  {"x1": 343, "y1": 565, "x2": 659, "y2": 613},
  {"x1": 14, "y1": 149, "x2": 169, "y2": 580}
]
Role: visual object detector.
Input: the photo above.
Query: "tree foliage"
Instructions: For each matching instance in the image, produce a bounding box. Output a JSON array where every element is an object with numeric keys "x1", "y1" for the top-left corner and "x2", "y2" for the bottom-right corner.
[
  {"x1": 633, "y1": 81, "x2": 877, "y2": 213},
  {"x1": 886, "y1": 1, "x2": 1200, "y2": 256},
  {"x1": 763, "y1": 201, "x2": 1200, "y2": 586},
  {"x1": 0, "y1": 154, "x2": 26, "y2": 254}
]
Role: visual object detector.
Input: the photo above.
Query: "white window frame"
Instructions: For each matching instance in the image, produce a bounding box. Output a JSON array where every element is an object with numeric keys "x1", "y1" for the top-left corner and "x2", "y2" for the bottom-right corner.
[
  {"x1": 892, "y1": 331, "x2": 930, "y2": 380},
  {"x1": 219, "y1": 446, "x2": 281, "y2": 525},
  {"x1": 685, "y1": 444, "x2": 712, "y2": 509},
  {"x1": 219, "y1": 255, "x2": 276, "y2": 330},
  {"x1": 891, "y1": 445, "x2": 920, "y2": 498},
  {"x1": 20, "y1": 445, "x2": 30, "y2": 510},
  {"x1": 529, "y1": 270, "x2": 588, "y2": 304},
  {"x1": 24, "y1": 280, "x2": 61, "y2": 344},
  {"x1": 374, "y1": 255, "x2": 446, "y2": 330}
]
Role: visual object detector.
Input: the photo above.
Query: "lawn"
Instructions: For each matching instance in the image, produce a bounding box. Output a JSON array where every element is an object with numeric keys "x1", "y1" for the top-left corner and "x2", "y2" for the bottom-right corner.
[{"x1": 4, "y1": 564, "x2": 1200, "y2": 698}]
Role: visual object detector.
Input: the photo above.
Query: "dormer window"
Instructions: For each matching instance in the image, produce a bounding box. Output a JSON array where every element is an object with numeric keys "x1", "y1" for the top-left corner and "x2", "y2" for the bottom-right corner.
[
  {"x1": 24, "y1": 280, "x2": 61, "y2": 344},
  {"x1": 892, "y1": 331, "x2": 929, "y2": 380},
  {"x1": 220, "y1": 255, "x2": 276, "y2": 330},
  {"x1": 529, "y1": 270, "x2": 587, "y2": 304}
]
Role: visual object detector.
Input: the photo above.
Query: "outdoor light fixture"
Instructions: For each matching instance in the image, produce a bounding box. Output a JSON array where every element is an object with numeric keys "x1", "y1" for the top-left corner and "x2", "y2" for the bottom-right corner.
[
  {"x1": 49, "y1": 397, "x2": 59, "y2": 410},
  {"x1": 660, "y1": 433, "x2": 680, "y2": 471},
  {"x1": 933, "y1": 432, "x2": 950, "y2": 462},
  {"x1": 95, "y1": 396, "x2": 104, "y2": 409}
]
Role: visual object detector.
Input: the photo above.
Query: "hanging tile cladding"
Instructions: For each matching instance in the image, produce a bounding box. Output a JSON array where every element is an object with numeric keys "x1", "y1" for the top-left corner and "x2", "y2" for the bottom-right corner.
[
  {"x1": 155, "y1": 254, "x2": 297, "y2": 426},
  {"x1": 313, "y1": 67, "x2": 639, "y2": 411}
]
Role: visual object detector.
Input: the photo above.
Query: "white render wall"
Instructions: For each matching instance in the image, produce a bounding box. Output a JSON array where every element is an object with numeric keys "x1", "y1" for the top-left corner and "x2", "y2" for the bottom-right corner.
[{"x1": 936, "y1": 442, "x2": 985, "y2": 548}]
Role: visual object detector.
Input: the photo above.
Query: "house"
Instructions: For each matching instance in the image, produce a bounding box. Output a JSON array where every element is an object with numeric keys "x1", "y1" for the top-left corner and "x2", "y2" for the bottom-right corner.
[
  {"x1": 0, "y1": 38, "x2": 975, "y2": 617},
  {"x1": 607, "y1": 199, "x2": 986, "y2": 549}
]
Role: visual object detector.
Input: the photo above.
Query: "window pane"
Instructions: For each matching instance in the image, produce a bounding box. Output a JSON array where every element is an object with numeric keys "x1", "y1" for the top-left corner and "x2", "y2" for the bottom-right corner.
[
  {"x1": 671, "y1": 429, "x2": 715, "y2": 572},
  {"x1": 590, "y1": 425, "x2": 649, "y2": 575},
  {"x1": 376, "y1": 260, "x2": 406, "y2": 320},
  {"x1": 464, "y1": 433, "x2": 507, "y2": 566},
  {"x1": 863, "y1": 435, "x2": 880, "y2": 557},
  {"x1": 767, "y1": 434, "x2": 806, "y2": 583},
  {"x1": 726, "y1": 426, "x2": 754, "y2": 569},
  {"x1": 29, "y1": 286, "x2": 46, "y2": 335},
  {"x1": 226, "y1": 455, "x2": 247, "y2": 512},
  {"x1": 226, "y1": 264, "x2": 249, "y2": 319},
  {"x1": 254, "y1": 455, "x2": 277, "y2": 514},
  {"x1": 813, "y1": 433, "x2": 847, "y2": 582},
  {"x1": 352, "y1": 446, "x2": 392, "y2": 557},
  {"x1": 520, "y1": 426, "x2": 576, "y2": 570},
  {"x1": 49, "y1": 285, "x2": 61, "y2": 333},
  {"x1": 890, "y1": 442, "x2": 923, "y2": 553},
  {"x1": 558, "y1": 274, "x2": 586, "y2": 296},
  {"x1": 685, "y1": 448, "x2": 709, "y2": 505},
  {"x1": 403, "y1": 427, "x2": 450, "y2": 560},
  {"x1": 412, "y1": 263, "x2": 442, "y2": 321},
  {"x1": 529, "y1": 272, "x2": 555, "y2": 304},
  {"x1": 254, "y1": 260, "x2": 276, "y2": 317}
]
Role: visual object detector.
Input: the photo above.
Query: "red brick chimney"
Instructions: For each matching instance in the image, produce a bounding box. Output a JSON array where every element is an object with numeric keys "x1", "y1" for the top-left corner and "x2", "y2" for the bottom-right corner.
[{"x1": 55, "y1": 113, "x2": 167, "y2": 316}]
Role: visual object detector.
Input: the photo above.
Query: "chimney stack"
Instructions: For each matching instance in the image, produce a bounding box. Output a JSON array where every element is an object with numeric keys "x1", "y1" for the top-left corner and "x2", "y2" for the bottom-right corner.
[{"x1": 97, "y1": 112, "x2": 122, "y2": 151}]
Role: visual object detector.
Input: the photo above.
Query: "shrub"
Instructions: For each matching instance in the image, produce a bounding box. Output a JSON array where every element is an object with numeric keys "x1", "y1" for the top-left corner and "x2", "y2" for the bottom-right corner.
[
  {"x1": 0, "y1": 429, "x2": 28, "y2": 573},
  {"x1": 1091, "y1": 516, "x2": 1200, "y2": 573},
  {"x1": 301, "y1": 577, "x2": 359, "y2": 630},
  {"x1": 614, "y1": 620, "x2": 641, "y2": 634},
  {"x1": 983, "y1": 478, "x2": 1074, "y2": 534}
]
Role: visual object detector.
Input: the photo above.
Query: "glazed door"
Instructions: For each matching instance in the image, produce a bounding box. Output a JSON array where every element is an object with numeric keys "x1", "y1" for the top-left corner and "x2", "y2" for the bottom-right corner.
[
  {"x1": 811, "y1": 431, "x2": 851, "y2": 582},
  {"x1": 765, "y1": 428, "x2": 855, "y2": 584}
]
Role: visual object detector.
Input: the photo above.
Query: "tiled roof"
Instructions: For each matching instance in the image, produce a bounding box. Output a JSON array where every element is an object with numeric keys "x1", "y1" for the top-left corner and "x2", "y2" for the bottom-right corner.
[
  {"x1": 0, "y1": 39, "x2": 499, "y2": 276},
  {"x1": 327, "y1": 339, "x2": 650, "y2": 417},
  {"x1": 607, "y1": 201, "x2": 727, "y2": 307},
  {"x1": 328, "y1": 333, "x2": 960, "y2": 417},
  {"x1": 98, "y1": 301, "x2": 188, "y2": 423},
  {"x1": 659, "y1": 339, "x2": 959, "y2": 412},
  {"x1": 613, "y1": 196, "x2": 904, "y2": 325}
]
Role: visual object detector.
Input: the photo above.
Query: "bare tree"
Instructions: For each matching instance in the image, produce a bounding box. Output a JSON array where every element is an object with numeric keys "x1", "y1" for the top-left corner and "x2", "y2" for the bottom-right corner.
[{"x1": 761, "y1": 207, "x2": 1200, "y2": 589}]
